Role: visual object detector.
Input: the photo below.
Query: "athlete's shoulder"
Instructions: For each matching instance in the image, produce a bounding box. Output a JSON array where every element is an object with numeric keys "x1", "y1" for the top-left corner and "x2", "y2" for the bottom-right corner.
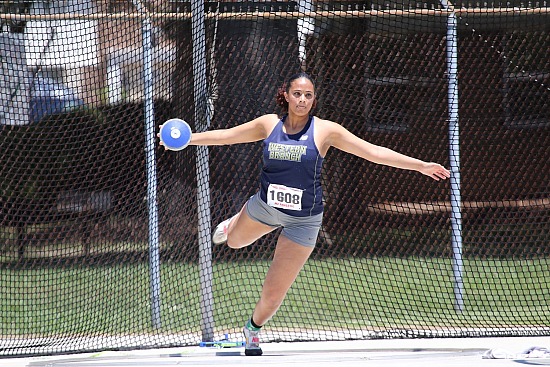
[
  {"x1": 254, "y1": 114, "x2": 281, "y2": 136},
  {"x1": 311, "y1": 116, "x2": 350, "y2": 154},
  {"x1": 253, "y1": 114, "x2": 280, "y2": 126},
  {"x1": 256, "y1": 113, "x2": 280, "y2": 121},
  {"x1": 312, "y1": 116, "x2": 343, "y2": 132}
]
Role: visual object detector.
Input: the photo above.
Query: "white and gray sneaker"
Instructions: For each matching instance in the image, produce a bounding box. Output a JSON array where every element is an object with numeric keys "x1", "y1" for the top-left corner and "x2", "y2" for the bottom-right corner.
[
  {"x1": 212, "y1": 216, "x2": 234, "y2": 244},
  {"x1": 243, "y1": 325, "x2": 263, "y2": 356}
]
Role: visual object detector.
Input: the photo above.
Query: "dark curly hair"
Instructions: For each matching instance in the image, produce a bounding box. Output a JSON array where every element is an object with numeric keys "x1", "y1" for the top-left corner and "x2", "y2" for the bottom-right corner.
[{"x1": 275, "y1": 72, "x2": 317, "y2": 113}]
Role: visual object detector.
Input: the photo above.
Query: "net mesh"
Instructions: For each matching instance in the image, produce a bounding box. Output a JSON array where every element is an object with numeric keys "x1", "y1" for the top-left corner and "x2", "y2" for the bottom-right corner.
[{"x1": 0, "y1": 0, "x2": 549, "y2": 357}]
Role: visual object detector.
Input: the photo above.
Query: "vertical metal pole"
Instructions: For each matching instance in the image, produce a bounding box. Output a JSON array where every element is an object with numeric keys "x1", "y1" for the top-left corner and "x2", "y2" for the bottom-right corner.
[
  {"x1": 0, "y1": 33, "x2": 30, "y2": 125},
  {"x1": 107, "y1": 58, "x2": 123, "y2": 104},
  {"x1": 191, "y1": 0, "x2": 215, "y2": 342},
  {"x1": 444, "y1": 9, "x2": 465, "y2": 313},
  {"x1": 297, "y1": 0, "x2": 314, "y2": 70},
  {"x1": 134, "y1": 0, "x2": 162, "y2": 329}
]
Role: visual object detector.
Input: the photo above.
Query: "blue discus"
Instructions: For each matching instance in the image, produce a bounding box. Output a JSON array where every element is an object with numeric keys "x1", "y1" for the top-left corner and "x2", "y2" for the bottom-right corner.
[{"x1": 159, "y1": 118, "x2": 192, "y2": 151}]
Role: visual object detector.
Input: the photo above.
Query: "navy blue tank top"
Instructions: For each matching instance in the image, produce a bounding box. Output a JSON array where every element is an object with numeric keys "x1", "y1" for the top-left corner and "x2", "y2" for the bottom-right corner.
[{"x1": 259, "y1": 115, "x2": 324, "y2": 217}]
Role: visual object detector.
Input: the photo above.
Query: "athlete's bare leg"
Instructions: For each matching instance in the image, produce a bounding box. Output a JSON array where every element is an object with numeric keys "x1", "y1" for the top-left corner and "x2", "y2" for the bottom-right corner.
[{"x1": 251, "y1": 235, "x2": 314, "y2": 325}]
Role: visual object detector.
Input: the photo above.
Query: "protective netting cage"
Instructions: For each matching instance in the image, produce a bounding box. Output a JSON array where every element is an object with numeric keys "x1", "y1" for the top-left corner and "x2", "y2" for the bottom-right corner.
[{"x1": 0, "y1": 0, "x2": 549, "y2": 358}]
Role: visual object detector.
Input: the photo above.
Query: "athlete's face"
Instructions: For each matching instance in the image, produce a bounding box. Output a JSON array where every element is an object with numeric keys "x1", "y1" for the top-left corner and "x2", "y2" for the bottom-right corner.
[{"x1": 285, "y1": 78, "x2": 315, "y2": 116}]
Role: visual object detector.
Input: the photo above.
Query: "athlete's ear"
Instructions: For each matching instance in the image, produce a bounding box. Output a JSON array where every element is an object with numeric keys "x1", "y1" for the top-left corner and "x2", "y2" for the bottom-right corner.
[{"x1": 284, "y1": 91, "x2": 289, "y2": 103}]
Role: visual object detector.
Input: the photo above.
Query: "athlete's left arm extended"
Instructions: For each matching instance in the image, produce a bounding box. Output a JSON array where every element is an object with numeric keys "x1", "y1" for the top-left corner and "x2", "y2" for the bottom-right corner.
[{"x1": 327, "y1": 122, "x2": 450, "y2": 181}]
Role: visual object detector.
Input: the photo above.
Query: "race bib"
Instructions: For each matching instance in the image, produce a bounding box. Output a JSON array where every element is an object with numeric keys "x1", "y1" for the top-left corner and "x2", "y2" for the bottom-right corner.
[{"x1": 267, "y1": 184, "x2": 303, "y2": 211}]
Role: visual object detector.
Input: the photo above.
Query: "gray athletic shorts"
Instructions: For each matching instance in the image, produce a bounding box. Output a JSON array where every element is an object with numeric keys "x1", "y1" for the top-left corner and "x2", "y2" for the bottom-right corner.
[{"x1": 245, "y1": 192, "x2": 323, "y2": 247}]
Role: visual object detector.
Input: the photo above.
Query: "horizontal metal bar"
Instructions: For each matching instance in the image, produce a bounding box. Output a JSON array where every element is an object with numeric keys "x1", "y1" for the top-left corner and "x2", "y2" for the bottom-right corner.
[{"x1": 0, "y1": 7, "x2": 548, "y2": 21}]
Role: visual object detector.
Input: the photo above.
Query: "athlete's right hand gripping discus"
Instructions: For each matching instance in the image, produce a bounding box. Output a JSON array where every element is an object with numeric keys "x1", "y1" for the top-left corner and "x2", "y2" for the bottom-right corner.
[{"x1": 158, "y1": 118, "x2": 192, "y2": 151}]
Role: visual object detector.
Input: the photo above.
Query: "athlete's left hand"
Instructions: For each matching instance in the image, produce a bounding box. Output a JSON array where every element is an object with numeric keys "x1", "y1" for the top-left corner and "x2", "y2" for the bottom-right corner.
[{"x1": 420, "y1": 162, "x2": 451, "y2": 181}]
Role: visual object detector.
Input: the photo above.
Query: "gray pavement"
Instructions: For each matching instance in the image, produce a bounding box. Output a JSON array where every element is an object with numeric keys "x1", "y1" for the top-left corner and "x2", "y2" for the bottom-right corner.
[{"x1": 2, "y1": 336, "x2": 550, "y2": 367}]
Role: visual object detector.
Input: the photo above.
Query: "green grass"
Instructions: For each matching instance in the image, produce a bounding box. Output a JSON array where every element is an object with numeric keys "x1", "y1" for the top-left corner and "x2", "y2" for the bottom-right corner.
[{"x1": 1, "y1": 257, "x2": 549, "y2": 336}]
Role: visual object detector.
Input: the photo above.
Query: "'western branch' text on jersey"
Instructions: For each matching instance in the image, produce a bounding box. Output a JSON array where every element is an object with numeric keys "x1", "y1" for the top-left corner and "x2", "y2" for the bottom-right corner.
[{"x1": 260, "y1": 115, "x2": 324, "y2": 217}]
